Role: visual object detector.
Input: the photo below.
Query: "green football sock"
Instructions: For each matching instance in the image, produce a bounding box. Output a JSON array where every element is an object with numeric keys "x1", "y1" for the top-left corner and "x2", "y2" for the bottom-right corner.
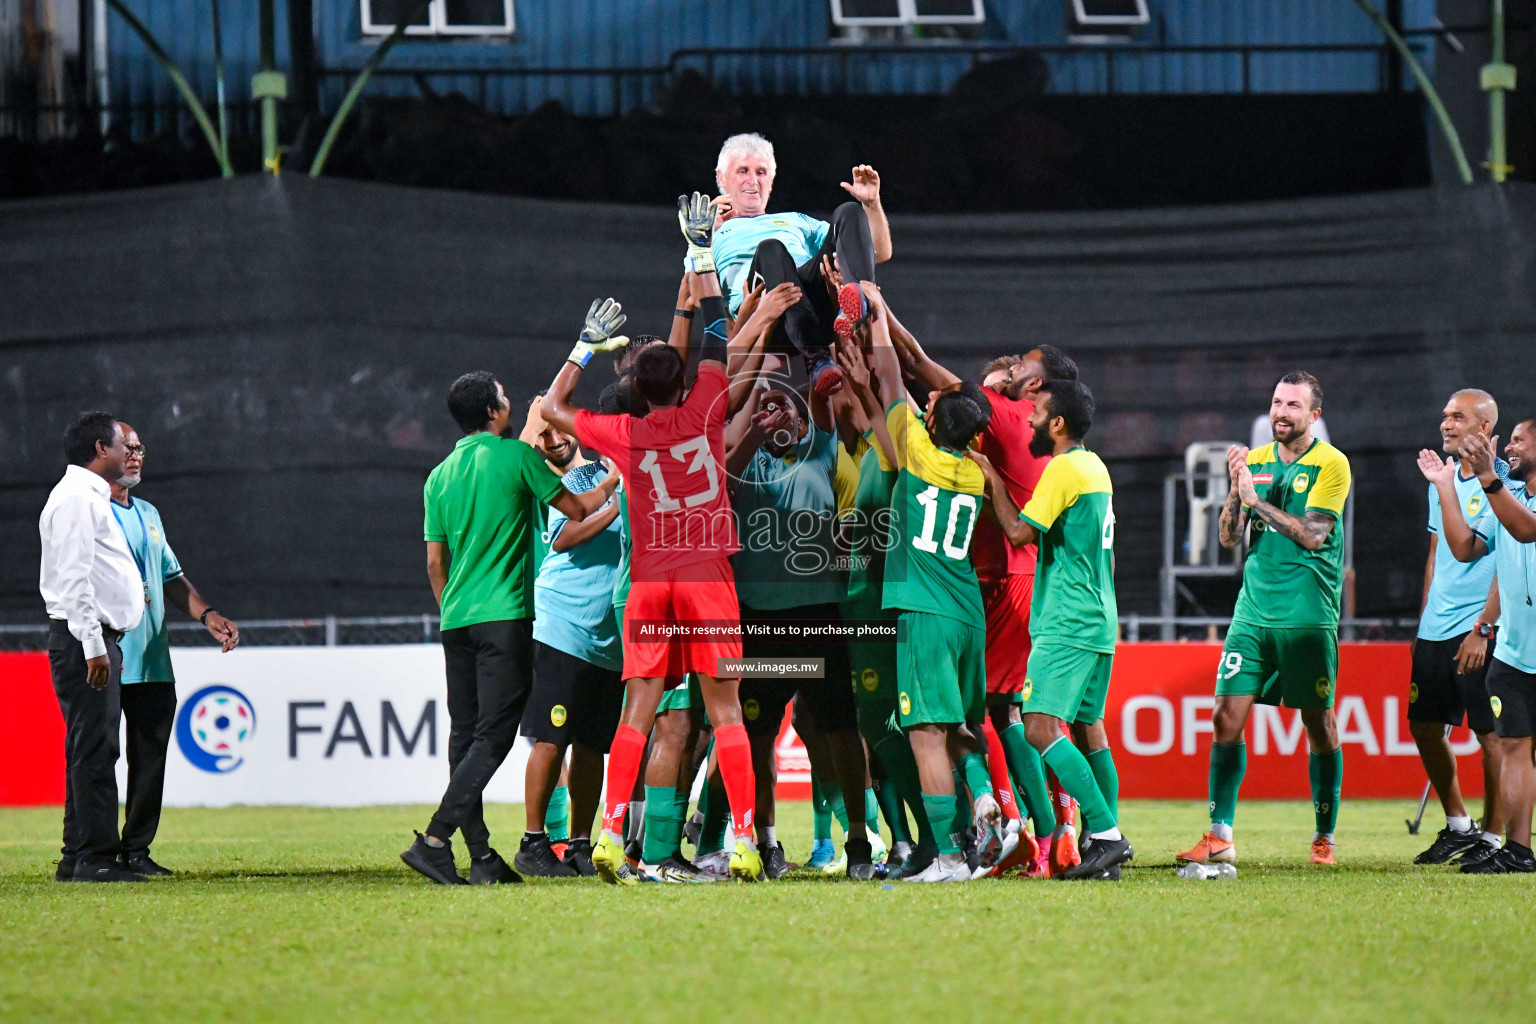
[
  {"x1": 1000, "y1": 723, "x2": 1055, "y2": 837},
  {"x1": 698, "y1": 781, "x2": 728, "y2": 855},
  {"x1": 811, "y1": 776, "x2": 833, "y2": 842},
  {"x1": 1209, "y1": 741, "x2": 1247, "y2": 827},
  {"x1": 1086, "y1": 747, "x2": 1120, "y2": 823},
  {"x1": 921, "y1": 792, "x2": 962, "y2": 855},
  {"x1": 1041, "y1": 737, "x2": 1114, "y2": 834},
  {"x1": 949, "y1": 769, "x2": 971, "y2": 838},
  {"x1": 544, "y1": 785, "x2": 570, "y2": 841},
  {"x1": 641, "y1": 785, "x2": 681, "y2": 864},
  {"x1": 827, "y1": 782, "x2": 851, "y2": 834},
  {"x1": 958, "y1": 751, "x2": 994, "y2": 803},
  {"x1": 1310, "y1": 747, "x2": 1342, "y2": 835},
  {"x1": 863, "y1": 788, "x2": 882, "y2": 837},
  {"x1": 874, "y1": 735, "x2": 930, "y2": 849},
  {"x1": 873, "y1": 776, "x2": 911, "y2": 844}
]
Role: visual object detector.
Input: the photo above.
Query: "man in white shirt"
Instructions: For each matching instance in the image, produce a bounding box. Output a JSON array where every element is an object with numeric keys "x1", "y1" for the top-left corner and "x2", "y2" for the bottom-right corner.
[{"x1": 39, "y1": 412, "x2": 146, "y2": 882}]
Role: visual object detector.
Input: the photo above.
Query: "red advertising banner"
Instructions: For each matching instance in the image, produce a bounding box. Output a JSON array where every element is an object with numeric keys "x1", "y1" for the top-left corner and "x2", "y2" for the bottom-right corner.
[{"x1": 1, "y1": 644, "x2": 1470, "y2": 806}]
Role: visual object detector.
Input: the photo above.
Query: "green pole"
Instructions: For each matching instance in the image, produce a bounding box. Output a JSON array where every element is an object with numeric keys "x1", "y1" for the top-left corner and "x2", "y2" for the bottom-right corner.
[
  {"x1": 103, "y1": 0, "x2": 232, "y2": 177},
  {"x1": 309, "y1": 0, "x2": 431, "y2": 177},
  {"x1": 254, "y1": 0, "x2": 288, "y2": 173},
  {"x1": 1352, "y1": 0, "x2": 1474, "y2": 185},
  {"x1": 1484, "y1": 0, "x2": 1515, "y2": 182},
  {"x1": 210, "y1": 0, "x2": 229, "y2": 169}
]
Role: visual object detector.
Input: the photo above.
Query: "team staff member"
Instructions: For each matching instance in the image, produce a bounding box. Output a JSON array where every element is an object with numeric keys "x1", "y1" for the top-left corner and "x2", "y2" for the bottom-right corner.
[
  {"x1": 1431, "y1": 421, "x2": 1536, "y2": 874},
  {"x1": 109, "y1": 424, "x2": 240, "y2": 878},
  {"x1": 401, "y1": 371, "x2": 611, "y2": 886},
  {"x1": 1407, "y1": 390, "x2": 1506, "y2": 865},
  {"x1": 40, "y1": 412, "x2": 144, "y2": 883}
]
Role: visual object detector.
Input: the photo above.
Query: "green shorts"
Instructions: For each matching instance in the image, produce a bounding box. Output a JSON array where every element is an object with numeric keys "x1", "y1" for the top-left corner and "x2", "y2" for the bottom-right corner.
[
  {"x1": 851, "y1": 638, "x2": 901, "y2": 746},
  {"x1": 1019, "y1": 642, "x2": 1114, "y2": 724},
  {"x1": 896, "y1": 611, "x2": 986, "y2": 728},
  {"x1": 1217, "y1": 622, "x2": 1338, "y2": 710},
  {"x1": 657, "y1": 673, "x2": 704, "y2": 716}
]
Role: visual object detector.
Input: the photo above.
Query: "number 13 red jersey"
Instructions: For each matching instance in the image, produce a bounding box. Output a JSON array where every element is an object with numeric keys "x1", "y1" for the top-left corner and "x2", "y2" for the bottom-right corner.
[{"x1": 574, "y1": 363, "x2": 739, "y2": 581}]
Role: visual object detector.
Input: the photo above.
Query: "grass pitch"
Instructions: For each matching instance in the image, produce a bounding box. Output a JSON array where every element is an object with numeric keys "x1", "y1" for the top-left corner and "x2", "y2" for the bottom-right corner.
[{"x1": 1, "y1": 799, "x2": 1532, "y2": 1024}]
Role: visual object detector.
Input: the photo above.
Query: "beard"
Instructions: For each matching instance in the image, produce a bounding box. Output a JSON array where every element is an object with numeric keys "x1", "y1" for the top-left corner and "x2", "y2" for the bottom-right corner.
[
  {"x1": 545, "y1": 447, "x2": 577, "y2": 469},
  {"x1": 1028, "y1": 429, "x2": 1053, "y2": 459},
  {"x1": 118, "y1": 472, "x2": 141, "y2": 489},
  {"x1": 1271, "y1": 418, "x2": 1305, "y2": 444}
]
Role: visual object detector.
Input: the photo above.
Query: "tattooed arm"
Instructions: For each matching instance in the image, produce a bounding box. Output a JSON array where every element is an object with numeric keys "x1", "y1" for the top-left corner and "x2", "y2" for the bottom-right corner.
[
  {"x1": 1218, "y1": 445, "x2": 1250, "y2": 550},
  {"x1": 1233, "y1": 454, "x2": 1335, "y2": 552}
]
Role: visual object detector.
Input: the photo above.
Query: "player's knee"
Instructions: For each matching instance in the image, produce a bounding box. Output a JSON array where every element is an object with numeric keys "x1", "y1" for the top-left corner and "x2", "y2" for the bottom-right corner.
[
  {"x1": 753, "y1": 237, "x2": 793, "y2": 267},
  {"x1": 831, "y1": 201, "x2": 865, "y2": 229},
  {"x1": 1408, "y1": 719, "x2": 1446, "y2": 744}
]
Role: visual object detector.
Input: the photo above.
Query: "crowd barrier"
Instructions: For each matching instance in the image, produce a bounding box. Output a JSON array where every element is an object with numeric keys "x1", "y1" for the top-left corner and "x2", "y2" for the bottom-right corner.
[{"x1": 0, "y1": 643, "x2": 1471, "y2": 808}]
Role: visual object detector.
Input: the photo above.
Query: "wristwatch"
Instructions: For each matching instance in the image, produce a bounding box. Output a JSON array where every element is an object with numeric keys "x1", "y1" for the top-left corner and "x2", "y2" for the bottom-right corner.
[
  {"x1": 1483, "y1": 477, "x2": 1505, "y2": 494},
  {"x1": 1476, "y1": 621, "x2": 1497, "y2": 638}
]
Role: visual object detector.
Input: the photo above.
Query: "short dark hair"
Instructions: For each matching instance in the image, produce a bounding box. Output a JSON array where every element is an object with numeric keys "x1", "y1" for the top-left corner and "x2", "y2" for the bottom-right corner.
[
  {"x1": 600, "y1": 377, "x2": 646, "y2": 416},
  {"x1": 614, "y1": 335, "x2": 665, "y2": 375},
  {"x1": 1037, "y1": 345, "x2": 1078, "y2": 383},
  {"x1": 930, "y1": 381, "x2": 993, "y2": 450},
  {"x1": 447, "y1": 371, "x2": 502, "y2": 434},
  {"x1": 64, "y1": 411, "x2": 118, "y2": 466},
  {"x1": 632, "y1": 345, "x2": 685, "y2": 408},
  {"x1": 1279, "y1": 371, "x2": 1323, "y2": 410},
  {"x1": 1038, "y1": 378, "x2": 1095, "y2": 441}
]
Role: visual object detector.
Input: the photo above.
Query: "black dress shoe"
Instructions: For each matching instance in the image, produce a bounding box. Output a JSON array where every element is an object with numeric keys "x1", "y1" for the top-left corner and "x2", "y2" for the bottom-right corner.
[
  {"x1": 562, "y1": 838, "x2": 597, "y2": 876},
  {"x1": 73, "y1": 857, "x2": 147, "y2": 882},
  {"x1": 55, "y1": 856, "x2": 78, "y2": 882},
  {"x1": 400, "y1": 832, "x2": 468, "y2": 885},
  {"x1": 121, "y1": 852, "x2": 174, "y2": 877},
  {"x1": 512, "y1": 834, "x2": 576, "y2": 878},
  {"x1": 470, "y1": 848, "x2": 525, "y2": 885}
]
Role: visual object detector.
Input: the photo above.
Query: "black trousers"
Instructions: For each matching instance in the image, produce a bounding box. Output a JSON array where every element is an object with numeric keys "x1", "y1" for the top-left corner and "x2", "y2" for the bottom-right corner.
[
  {"x1": 428, "y1": 619, "x2": 535, "y2": 855},
  {"x1": 48, "y1": 618, "x2": 123, "y2": 862},
  {"x1": 120, "y1": 681, "x2": 177, "y2": 855},
  {"x1": 744, "y1": 201, "x2": 876, "y2": 361}
]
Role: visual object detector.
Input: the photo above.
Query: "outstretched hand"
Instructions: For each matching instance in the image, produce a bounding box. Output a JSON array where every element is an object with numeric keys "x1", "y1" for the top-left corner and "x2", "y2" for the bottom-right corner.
[
  {"x1": 840, "y1": 165, "x2": 882, "y2": 205},
  {"x1": 755, "y1": 282, "x2": 801, "y2": 323},
  {"x1": 1460, "y1": 432, "x2": 1498, "y2": 480},
  {"x1": 580, "y1": 297, "x2": 629, "y2": 351},
  {"x1": 1416, "y1": 449, "x2": 1457, "y2": 487},
  {"x1": 833, "y1": 337, "x2": 871, "y2": 390},
  {"x1": 678, "y1": 192, "x2": 714, "y2": 248}
]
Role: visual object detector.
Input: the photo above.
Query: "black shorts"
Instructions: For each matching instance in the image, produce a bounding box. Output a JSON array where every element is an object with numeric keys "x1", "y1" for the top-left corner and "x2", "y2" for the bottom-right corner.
[
  {"x1": 1486, "y1": 658, "x2": 1536, "y2": 739},
  {"x1": 738, "y1": 603, "x2": 857, "y2": 738},
  {"x1": 521, "y1": 641, "x2": 625, "y2": 752},
  {"x1": 1409, "y1": 632, "x2": 1497, "y2": 734}
]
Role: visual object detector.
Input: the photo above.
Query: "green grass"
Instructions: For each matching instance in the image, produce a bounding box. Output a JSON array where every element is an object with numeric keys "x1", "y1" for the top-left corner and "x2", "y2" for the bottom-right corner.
[{"x1": 1, "y1": 800, "x2": 1532, "y2": 1023}]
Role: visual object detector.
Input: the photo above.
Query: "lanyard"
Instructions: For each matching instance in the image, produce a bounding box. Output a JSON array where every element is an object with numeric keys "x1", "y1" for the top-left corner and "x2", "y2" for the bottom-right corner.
[{"x1": 109, "y1": 499, "x2": 150, "y2": 586}]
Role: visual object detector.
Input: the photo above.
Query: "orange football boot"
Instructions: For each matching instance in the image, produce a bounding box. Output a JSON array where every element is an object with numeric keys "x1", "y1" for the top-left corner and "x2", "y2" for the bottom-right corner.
[
  {"x1": 1049, "y1": 827, "x2": 1081, "y2": 876},
  {"x1": 1175, "y1": 832, "x2": 1236, "y2": 865},
  {"x1": 1310, "y1": 836, "x2": 1337, "y2": 865}
]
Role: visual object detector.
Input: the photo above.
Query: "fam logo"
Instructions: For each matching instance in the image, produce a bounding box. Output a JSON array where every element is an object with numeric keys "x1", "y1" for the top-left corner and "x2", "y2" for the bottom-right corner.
[{"x1": 176, "y1": 685, "x2": 256, "y2": 773}]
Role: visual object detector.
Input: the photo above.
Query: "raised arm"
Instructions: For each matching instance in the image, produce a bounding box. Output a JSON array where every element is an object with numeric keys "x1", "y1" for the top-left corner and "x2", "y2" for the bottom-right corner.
[
  {"x1": 1218, "y1": 445, "x2": 1251, "y2": 550},
  {"x1": 840, "y1": 165, "x2": 892, "y2": 263},
  {"x1": 726, "y1": 282, "x2": 800, "y2": 413},
  {"x1": 726, "y1": 402, "x2": 786, "y2": 479},
  {"x1": 968, "y1": 449, "x2": 1038, "y2": 548},
  {"x1": 1418, "y1": 450, "x2": 1490, "y2": 561},
  {"x1": 667, "y1": 270, "x2": 696, "y2": 359},
  {"x1": 834, "y1": 337, "x2": 897, "y2": 469},
  {"x1": 882, "y1": 298, "x2": 958, "y2": 393},
  {"x1": 1463, "y1": 432, "x2": 1536, "y2": 542},
  {"x1": 543, "y1": 296, "x2": 631, "y2": 437}
]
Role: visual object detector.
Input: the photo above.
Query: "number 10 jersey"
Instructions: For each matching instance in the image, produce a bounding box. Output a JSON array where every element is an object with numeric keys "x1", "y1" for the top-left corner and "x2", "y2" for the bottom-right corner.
[
  {"x1": 881, "y1": 400, "x2": 985, "y2": 625},
  {"x1": 574, "y1": 364, "x2": 739, "y2": 581}
]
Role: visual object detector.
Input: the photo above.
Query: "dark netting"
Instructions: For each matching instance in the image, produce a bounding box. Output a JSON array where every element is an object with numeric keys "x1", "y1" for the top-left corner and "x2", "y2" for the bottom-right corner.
[{"x1": 2, "y1": 177, "x2": 1533, "y2": 623}]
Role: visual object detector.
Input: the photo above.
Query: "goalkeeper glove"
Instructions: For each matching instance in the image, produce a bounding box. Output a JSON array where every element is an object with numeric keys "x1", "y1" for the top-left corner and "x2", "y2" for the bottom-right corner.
[
  {"x1": 568, "y1": 297, "x2": 629, "y2": 368},
  {"x1": 678, "y1": 192, "x2": 715, "y2": 274}
]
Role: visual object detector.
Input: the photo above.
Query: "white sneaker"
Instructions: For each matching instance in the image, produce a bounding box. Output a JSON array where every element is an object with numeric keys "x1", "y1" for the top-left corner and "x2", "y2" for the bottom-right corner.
[
  {"x1": 972, "y1": 818, "x2": 1022, "y2": 880},
  {"x1": 693, "y1": 849, "x2": 730, "y2": 880},
  {"x1": 903, "y1": 853, "x2": 971, "y2": 883},
  {"x1": 972, "y1": 793, "x2": 1014, "y2": 875}
]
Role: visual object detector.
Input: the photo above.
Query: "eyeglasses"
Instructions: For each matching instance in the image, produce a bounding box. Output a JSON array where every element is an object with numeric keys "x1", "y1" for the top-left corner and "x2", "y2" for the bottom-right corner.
[{"x1": 124, "y1": 444, "x2": 146, "y2": 457}]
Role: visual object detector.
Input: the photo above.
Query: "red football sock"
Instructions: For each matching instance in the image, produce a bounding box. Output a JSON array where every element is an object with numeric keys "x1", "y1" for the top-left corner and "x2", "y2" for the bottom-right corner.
[
  {"x1": 601, "y1": 725, "x2": 647, "y2": 838},
  {"x1": 982, "y1": 719, "x2": 1021, "y2": 822},
  {"x1": 713, "y1": 723, "x2": 757, "y2": 843}
]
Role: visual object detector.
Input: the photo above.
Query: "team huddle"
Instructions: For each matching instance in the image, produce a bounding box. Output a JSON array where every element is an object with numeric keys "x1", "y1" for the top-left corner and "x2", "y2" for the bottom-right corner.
[{"x1": 400, "y1": 132, "x2": 1536, "y2": 887}]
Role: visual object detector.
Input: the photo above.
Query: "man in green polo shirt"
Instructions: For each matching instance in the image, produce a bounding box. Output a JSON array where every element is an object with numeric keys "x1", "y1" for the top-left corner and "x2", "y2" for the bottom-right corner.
[{"x1": 401, "y1": 370, "x2": 614, "y2": 887}]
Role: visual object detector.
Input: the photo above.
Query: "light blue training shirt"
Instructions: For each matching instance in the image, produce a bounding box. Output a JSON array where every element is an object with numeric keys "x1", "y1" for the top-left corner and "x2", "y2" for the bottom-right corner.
[
  {"x1": 111, "y1": 495, "x2": 185, "y2": 684},
  {"x1": 711, "y1": 212, "x2": 830, "y2": 316},
  {"x1": 533, "y1": 461, "x2": 622, "y2": 671},
  {"x1": 1483, "y1": 478, "x2": 1536, "y2": 674},
  {"x1": 731, "y1": 421, "x2": 844, "y2": 611},
  {"x1": 1419, "y1": 460, "x2": 1506, "y2": 641}
]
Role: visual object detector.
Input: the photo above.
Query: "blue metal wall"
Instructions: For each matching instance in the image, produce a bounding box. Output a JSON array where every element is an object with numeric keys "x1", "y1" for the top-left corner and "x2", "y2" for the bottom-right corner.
[{"x1": 107, "y1": 0, "x2": 1438, "y2": 123}]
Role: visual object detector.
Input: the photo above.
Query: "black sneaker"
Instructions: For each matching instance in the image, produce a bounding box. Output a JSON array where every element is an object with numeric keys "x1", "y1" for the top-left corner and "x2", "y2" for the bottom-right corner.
[
  {"x1": 758, "y1": 841, "x2": 790, "y2": 879},
  {"x1": 962, "y1": 827, "x2": 980, "y2": 877},
  {"x1": 1094, "y1": 863, "x2": 1123, "y2": 881},
  {"x1": 400, "y1": 831, "x2": 468, "y2": 885},
  {"x1": 1414, "y1": 826, "x2": 1482, "y2": 865},
  {"x1": 73, "y1": 857, "x2": 146, "y2": 883},
  {"x1": 513, "y1": 833, "x2": 577, "y2": 878},
  {"x1": 55, "y1": 856, "x2": 77, "y2": 882},
  {"x1": 1456, "y1": 837, "x2": 1502, "y2": 869},
  {"x1": 845, "y1": 837, "x2": 879, "y2": 880},
  {"x1": 121, "y1": 851, "x2": 174, "y2": 877},
  {"x1": 654, "y1": 855, "x2": 714, "y2": 883},
  {"x1": 562, "y1": 838, "x2": 597, "y2": 876},
  {"x1": 1462, "y1": 842, "x2": 1536, "y2": 874},
  {"x1": 887, "y1": 845, "x2": 934, "y2": 881},
  {"x1": 624, "y1": 837, "x2": 644, "y2": 867},
  {"x1": 1061, "y1": 835, "x2": 1134, "y2": 880},
  {"x1": 470, "y1": 849, "x2": 524, "y2": 885}
]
